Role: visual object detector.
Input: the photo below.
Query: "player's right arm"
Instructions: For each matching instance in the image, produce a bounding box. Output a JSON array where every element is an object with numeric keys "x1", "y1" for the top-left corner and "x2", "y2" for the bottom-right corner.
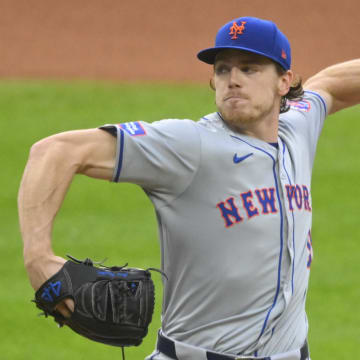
[
  {"x1": 304, "y1": 58, "x2": 360, "y2": 114},
  {"x1": 18, "y1": 129, "x2": 116, "y2": 316}
]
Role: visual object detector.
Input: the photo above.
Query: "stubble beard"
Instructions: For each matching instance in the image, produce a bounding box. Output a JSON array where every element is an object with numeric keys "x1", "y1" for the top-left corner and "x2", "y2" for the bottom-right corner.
[{"x1": 217, "y1": 100, "x2": 275, "y2": 133}]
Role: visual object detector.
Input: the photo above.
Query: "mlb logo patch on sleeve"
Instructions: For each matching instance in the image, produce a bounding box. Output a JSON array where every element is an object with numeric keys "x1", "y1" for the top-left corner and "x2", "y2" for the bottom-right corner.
[
  {"x1": 287, "y1": 100, "x2": 311, "y2": 112},
  {"x1": 119, "y1": 122, "x2": 147, "y2": 136}
]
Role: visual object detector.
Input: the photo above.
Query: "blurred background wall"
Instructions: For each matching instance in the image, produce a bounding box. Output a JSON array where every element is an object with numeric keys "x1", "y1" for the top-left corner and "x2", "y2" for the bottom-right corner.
[{"x1": 0, "y1": 0, "x2": 359, "y2": 83}]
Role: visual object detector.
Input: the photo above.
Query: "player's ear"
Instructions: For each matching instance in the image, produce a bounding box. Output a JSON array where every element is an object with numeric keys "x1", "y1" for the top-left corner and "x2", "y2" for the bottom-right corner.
[
  {"x1": 210, "y1": 76, "x2": 216, "y2": 91},
  {"x1": 274, "y1": 63, "x2": 295, "y2": 97},
  {"x1": 278, "y1": 70, "x2": 294, "y2": 96}
]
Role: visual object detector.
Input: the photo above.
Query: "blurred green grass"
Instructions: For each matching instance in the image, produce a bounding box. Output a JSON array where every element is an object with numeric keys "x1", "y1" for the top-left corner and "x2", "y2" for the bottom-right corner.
[{"x1": 0, "y1": 80, "x2": 359, "y2": 359}]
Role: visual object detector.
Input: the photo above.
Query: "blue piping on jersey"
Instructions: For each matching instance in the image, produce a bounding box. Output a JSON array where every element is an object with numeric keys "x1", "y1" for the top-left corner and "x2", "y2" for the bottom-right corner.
[
  {"x1": 114, "y1": 128, "x2": 125, "y2": 182},
  {"x1": 201, "y1": 116, "x2": 211, "y2": 121},
  {"x1": 281, "y1": 141, "x2": 296, "y2": 295},
  {"x1": 304, "y1": 90, "x2": 327, "y2": 115},
  {"x1": 230, "y1": 135, "x2": 284, "y2": 341},
  {"x1": 149, "y1": 350, "x2": 160, "y2": 359}
]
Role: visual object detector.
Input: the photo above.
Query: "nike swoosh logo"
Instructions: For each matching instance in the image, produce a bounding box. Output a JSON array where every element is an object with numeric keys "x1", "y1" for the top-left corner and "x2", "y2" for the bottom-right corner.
[{"x1": 233, "y1": 152, "x2": 253, "y2": 164}]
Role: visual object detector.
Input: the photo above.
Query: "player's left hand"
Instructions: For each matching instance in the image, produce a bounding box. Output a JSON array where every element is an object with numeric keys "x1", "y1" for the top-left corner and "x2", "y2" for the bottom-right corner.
[
  {"x1": 33, "y1": 255, "x2": 156, "y2": 347},
  {"x1": 25, "y1": 253, "x2": 74, "y2": 318}
]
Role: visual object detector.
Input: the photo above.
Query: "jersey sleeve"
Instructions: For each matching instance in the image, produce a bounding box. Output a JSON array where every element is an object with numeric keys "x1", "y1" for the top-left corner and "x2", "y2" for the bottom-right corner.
[
  {"x1": 279, "y1": 90, "x2": 327, "y2": 163},
  {"x1": 99, "y1": 119, "x2": 201, "y2": 205}
]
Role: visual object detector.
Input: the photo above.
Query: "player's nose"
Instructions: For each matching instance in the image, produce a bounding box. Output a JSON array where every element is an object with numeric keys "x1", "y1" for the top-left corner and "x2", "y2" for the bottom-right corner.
[{"x1": 228, "y1": 67, "x2": 243, "y2": 88}]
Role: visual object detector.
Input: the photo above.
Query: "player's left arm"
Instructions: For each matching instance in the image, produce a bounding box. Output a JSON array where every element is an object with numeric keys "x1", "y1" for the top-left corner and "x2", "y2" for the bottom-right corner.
[{"x1": 304, "y1": 59, "x2": 360, "y2": 115}]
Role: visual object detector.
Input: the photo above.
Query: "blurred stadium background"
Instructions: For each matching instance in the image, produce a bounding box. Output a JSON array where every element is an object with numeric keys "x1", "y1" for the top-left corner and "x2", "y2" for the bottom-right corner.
[{"x1": 1, "y1": 1, "x2": 359, "y2": 359}]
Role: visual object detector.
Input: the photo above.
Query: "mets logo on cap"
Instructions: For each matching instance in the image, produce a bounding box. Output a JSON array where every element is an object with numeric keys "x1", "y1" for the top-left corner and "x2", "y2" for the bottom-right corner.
[{"x1": 229, "y1": 21, "x2": 246, "y2": 40}]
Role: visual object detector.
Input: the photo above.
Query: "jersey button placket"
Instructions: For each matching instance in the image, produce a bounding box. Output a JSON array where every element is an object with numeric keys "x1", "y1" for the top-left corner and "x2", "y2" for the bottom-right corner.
[
  {"x1": 277, "y1": 149, "x2": 295, "y2": 302},
  {"x1": 280, "y1": 145, "x2": 296, "y2": 304}
]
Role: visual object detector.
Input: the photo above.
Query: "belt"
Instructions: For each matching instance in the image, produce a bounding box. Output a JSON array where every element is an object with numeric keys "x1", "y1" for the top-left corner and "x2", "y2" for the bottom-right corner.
[{"x1": 157, "y1": 332, "x2": 309, "y2": 360}]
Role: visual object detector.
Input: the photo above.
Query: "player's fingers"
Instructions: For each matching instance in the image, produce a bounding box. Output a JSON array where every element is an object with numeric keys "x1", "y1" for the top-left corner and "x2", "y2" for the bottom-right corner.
[
  {"x1": 64, "y1": 298, "x2": 75, "y2": 313},
  {"x1": 55, "y1": 298, "x2": 74, "y2": 318},
  {"x1": 55, "y1": 302, "x2": 71, "y2": 318}
]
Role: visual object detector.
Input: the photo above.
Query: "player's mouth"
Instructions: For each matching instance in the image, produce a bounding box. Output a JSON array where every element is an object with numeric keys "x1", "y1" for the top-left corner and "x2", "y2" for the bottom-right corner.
[
  {"x1": 224, "y1": 93, "x2": 248, "y2": 102},
  {"x1": 224, "y1": 95, "x2": 249, "y2": 106}
]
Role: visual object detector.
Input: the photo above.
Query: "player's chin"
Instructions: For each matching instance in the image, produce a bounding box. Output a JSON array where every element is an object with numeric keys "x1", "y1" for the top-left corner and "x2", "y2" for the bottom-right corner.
[{"x1": 219, "y1": 108, "x2": 256, "y2": 127}]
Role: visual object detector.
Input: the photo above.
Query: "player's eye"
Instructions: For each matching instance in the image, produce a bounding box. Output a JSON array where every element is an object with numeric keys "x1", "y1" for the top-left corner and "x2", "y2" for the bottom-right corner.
[
  {"x1": 241, "y1": 66, "x2": 253, "y2": 73},
  {"x1": 241, "y1": 64, "x2": 260, "y2": 74},
  {"x1": 215, "y1": 64, "x2": 230, "y2": 75}
]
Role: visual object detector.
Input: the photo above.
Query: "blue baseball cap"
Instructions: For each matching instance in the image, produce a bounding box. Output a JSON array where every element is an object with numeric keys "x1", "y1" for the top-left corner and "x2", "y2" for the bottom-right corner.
[{"x1": 197, "y1": 17, "x2": 291, "y2": 70}]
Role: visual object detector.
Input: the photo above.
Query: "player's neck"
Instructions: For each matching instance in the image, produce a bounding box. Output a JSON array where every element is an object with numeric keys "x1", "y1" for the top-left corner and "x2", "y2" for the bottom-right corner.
[{"x1": 224, "y1": 113, "x2": 279, "y2": 143}]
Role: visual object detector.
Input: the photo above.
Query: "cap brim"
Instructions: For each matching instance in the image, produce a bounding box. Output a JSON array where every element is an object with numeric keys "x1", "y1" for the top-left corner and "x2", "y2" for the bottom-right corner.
[
  {"x1": 197, "y1": 46, "x2": 288, "y2": 69},
  {"x1": 197, "y1": 47, "x2": 228, "y2": 64}
]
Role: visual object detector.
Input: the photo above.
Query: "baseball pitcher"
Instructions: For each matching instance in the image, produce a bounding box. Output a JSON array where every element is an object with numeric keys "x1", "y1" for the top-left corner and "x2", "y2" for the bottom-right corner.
[{"x1": 18, "y1": 16, "x2": 360, "y2": 360}]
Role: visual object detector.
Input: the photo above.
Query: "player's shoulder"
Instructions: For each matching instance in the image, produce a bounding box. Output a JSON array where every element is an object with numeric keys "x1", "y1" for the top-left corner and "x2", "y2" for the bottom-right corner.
[
  {"x1": 99, "y1": 113, "x2": 228, "y2": 145},
  {"x1": 279, "y1": 90, "x2": 328, "y2": 146},
  {"x1": 99, "y1": 118, "x2": 197, "y2": 137},
  {"x1": 148, "y1": 117, "x2": 197, "y2": 131},
  {"x1": 284, "y1": 90, "x2": 328, "y2": 117},
  {"x1": 196, "y1": 112, "x2": 230, "y2": 133},
  {"x1": 279, "y1": 90, "x2": 328, "y2": 129}
]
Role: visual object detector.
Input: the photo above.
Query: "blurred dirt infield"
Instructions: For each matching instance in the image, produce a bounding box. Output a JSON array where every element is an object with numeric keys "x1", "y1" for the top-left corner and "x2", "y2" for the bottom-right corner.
[{"x1": 0, "y1": 0, "x2": 358, "y2": 83}]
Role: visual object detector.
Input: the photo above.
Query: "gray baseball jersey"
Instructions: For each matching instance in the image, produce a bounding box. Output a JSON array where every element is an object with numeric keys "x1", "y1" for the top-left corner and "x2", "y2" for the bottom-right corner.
[{"x1": 100, "y1": 91, "x2": 326, "y2": 357}]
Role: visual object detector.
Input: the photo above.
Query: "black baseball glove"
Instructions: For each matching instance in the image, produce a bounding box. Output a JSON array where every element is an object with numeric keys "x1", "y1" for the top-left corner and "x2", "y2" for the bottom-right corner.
[{"x1": 33, "y1": 255, "x2": 155, "y2": 348}]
